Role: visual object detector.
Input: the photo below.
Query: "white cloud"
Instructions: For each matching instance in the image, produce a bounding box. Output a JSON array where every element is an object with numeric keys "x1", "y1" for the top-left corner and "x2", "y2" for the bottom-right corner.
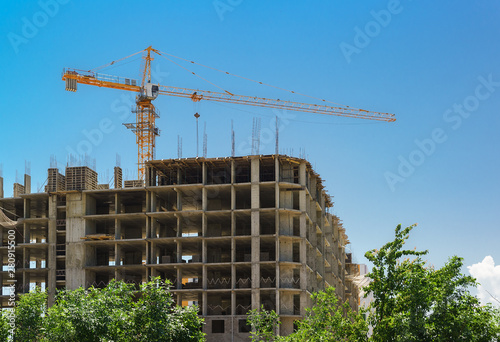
[{"x1": 468, "y1": 256, "x2": 500, "y2": 307}]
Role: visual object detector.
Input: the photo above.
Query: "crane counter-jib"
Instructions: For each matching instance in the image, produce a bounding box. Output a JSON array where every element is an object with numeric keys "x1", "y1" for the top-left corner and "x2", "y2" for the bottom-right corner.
[{"x1": 62, "y1": 68, "x2": 141, "y2": 93}]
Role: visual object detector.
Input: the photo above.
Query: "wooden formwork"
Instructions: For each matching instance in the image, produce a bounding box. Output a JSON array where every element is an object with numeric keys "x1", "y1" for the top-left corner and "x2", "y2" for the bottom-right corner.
[
  {"x1": 65, "y1": 166, "x2": 98, "y2": 191},
  {"x1": 124, "y1": 180, "x2": 144, "y2": 188},
  {"x1": 47, "y1": 168, "x2": 66, "y2": 192}
]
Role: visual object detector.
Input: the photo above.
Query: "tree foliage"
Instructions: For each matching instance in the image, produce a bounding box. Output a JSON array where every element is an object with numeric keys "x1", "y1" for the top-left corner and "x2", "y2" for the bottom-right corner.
[
  {"x1": 14, "y1": 287, "x2": 47, "y2": 341},
  {"x1": 248, "y1": 224, "x2": 500, "y2": 342},
  {"x1": 285, "y1": 287, "x2": 368, "y2": 342},
  {"x1": 247, "y1": 305, "x2": 281, "y2": 342},
  {"x1": 364, "y1": 224, "x2": 500, "y2": 342},
  {"x1": 247, "y1": 288, "x2": 368, "y2": 342},
  {"x1": 7, "y1": 277, "x2": 204, "y2": 342}
]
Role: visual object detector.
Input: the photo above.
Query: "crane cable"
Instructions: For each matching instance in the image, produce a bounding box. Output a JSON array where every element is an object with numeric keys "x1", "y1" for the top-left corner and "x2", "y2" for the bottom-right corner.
[
  {"x1": 154, "y1": 51, "x2": 234, "y2": 96},
  {"x1": 90, "y1": 49, "x2": 146, "y2": 72},
  {"x1": 155, "y1": 49, "x2": 351, "y2": 108}
]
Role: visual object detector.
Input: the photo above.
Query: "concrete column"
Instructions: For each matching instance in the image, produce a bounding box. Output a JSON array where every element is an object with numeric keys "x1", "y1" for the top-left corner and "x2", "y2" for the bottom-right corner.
[
  {"x1": 150, "y1": 190, "x2": 157, "y2": 213},
  {"x1": 231, "y1": 160, "x2": 235, "y2": 184},
  {"x1": 145, "y1": 240, "x2": 150, "y2": 269},
  {"x1": 299, "y1": 162, "x2": 306, "y2": 186},
  {"x1": 47, "y1": 194, "x2": 57, "y2": 305},
  {"x1": 231, "y1": 290, "x2": 236, "y2": 316},
  {"x1": 115, "y1": 241, "x2": 121, "y2": 266},
  {"x1": 176, "y1": 240, "x2": 182, "y2": 272},
  {"x1": 202, "y1": 263, "x2": 207, "y2": 290},
  {"x1": 150, "y1": 214, "x2": 157, "y2": 239},
  {"x1": 145, "y1": 216, "x2": 151, "y2": 239},
  {"x1": 115, "y1": 219, "x2": 121, "y2": 240},
  {"x1": 250, "y1": 157, "x2": 260, "y2": 310},
  {"x1": 231, "y1": 186, "x2": 236, "y2": 211},
  {"x1": 231, "y1": 236, "x2": 236, "y2": 264},
  {"x1": 24, "y1": 174, "x2": 31, "y2": 194},
  {"x1": 145, "y1": 189, "x2": 151, "y2": 214},
  {"x1": 299, "y1": 214, "x2": 307, "y2": 292},
  {"x1": 230, "y1": 211, "x2": 235, "y2": 237},
  {"x1": 177, "y1": 266, "x2": 182, "y2": 291},
  {"x1": 202, "y1": 291, "x2": 208, "y2": 316},
  {"x1": 176, "y1": 214, "x2": 181, "y2": 238},
  {"x1": 115, "y1": 193, "x2": 121, "y2": 214},
  {"x1": 202, "y1": 188, "x2": 207, "y2": 211},
  {"x1": 23, "y1": 198, "x2": 30, "y2": 219},
  {"x1": 23, "y1": 222, "x2": 29, "y2": 244},
  {"x1": 65, "y1": 192, "x2": 87, "y2": 290},
  {"x1": 202, "y1": 162, "x2": 207, "y2": 185}
]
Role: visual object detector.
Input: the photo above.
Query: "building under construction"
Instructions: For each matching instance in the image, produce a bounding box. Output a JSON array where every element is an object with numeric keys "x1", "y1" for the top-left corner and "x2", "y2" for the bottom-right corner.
[{"x1": 0, "y1": 154, "x2": 360, "y2": 341}]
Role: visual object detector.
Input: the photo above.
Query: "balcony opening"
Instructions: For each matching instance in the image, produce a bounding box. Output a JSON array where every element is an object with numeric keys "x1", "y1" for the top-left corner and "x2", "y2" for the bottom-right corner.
[
  {"x1": 180, "y1": 214, "x2": 202, "y2": 237},
  {"x1": 234, "y1": 160, "x2": 251, "y2": 183},
  {"x1": 207, "y1": 265, "x2": 231, "y2": 289},
  {"x1": 260, "y1": 292, "x2": 276, "y2": 311},
  {"x1": 235, "y1": 265, "x2": 252, "y2": 289},
  {"x1": 260, "y1": 161, "x2": 275, "y2": 182},
  {"x1": 260, "y1": 212, "x2": 276, "y2": 235},
  {"x1": 235, "y1": 185, "x2": 251, "y2": 209},
  {"x1": 154, "y1": 216, "x2": 177, "y2": 238},
  {"x1": 120, "y1": 218, "x2": 145, "y2": 239},
  {"x1": 260, "y1": 265, "x2": 276, "y2": 288},
  {"x1": 181, "y1": 266, "x2": 202, "y2": 289},
  {"x1": 207, "y1": 293, "x2": 231, "y2": 315},
  {"x1": 179, "y1": 165, "x2": 202, "y2": 184},
  {"x1": 180, "y1": 240, "x2": 202, "y2": 263},
  {"x1": 235, "y1": 211, "x2": 251, "y2": 236},
  {"x1": 156, "y1": 242, "x2": 177, "y2": 264},
  {"x1": 206, "y1": 186, "x2": 231, "y2": 211},
  {"x1": 260, "y1": 185, "x2": 275, "y2": 208},
  {"x1": 236, "y1": 293, "x2": 252, "y2": 315},
  {"x1": 179, "y1": 188, "x2": 202, "y2": 211},
  {"x1": 206, "y1": 214, "x2": 231, "y2": 237},
  {"x1": 260, "y1": 239, "x2": 276, "y2": 262},
  {"x1": 154, "y1": 189, "x2": 177, "y2": 212},
  {"x1": 207, "y1": 163, "x2": 231, "y2": 185},
  {"x1": 207, "y1": 240, "x2": 231, "y2": 263},
  {"x1": 235, "y1": 240, "x2": 251, "y2": 262}
]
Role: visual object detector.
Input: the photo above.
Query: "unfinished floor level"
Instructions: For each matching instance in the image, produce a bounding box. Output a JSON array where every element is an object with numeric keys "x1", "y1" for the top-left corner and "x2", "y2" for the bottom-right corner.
[{"x1": 0, "y1": 155, "x2": 360, "y2": 341}]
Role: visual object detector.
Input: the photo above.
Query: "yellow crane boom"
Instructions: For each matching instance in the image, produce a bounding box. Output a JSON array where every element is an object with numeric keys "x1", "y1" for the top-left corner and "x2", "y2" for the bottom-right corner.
[{"x1": 62, "y1": 46, "x2": 396, "y2": 179}]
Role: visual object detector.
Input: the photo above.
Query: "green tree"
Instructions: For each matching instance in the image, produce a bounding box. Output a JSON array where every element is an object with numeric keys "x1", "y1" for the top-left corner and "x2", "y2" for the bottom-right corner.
[
  {"x1": 10, "y1": 278, "x2": 205, "y2": 342},
  {"x1": 0, "y1": 312, "x2": 11, "y2": 342},
  {"x1": 14, "y1": 287, "x2": 46, "y2": 341},
  {"x1": 365, "y1": 224, "x2": 500, "y2": 342},
  {"x1": 131, "y1": 277, "x2": 205, "y2": 342},
  {"x1": 247, "y1": 305, "x2": 280, "y2": 342},
  {"x1": 247, "y1": 289, "x2": 368, "y2": 342},
  {"x1": 287, "y1": 287, "x2": 368, "y2": 342},
  {"x1": 43, "y1": 280, "x2": 135, "y2": 342}
]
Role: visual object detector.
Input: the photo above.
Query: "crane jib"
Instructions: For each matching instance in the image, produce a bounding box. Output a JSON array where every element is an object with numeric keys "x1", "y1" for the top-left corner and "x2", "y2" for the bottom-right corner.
[{"x1": 62, "y1": 68, "x2": 394, "y2": 122}]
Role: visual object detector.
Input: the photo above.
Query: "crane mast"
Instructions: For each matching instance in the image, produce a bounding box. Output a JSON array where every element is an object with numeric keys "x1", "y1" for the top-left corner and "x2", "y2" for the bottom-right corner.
[
  {"x1": 62, "y1": 46, "x2": 395, "y2": 180},
  {"x1": 124, "y1": 46, "x2": 160, "y2": 179}
]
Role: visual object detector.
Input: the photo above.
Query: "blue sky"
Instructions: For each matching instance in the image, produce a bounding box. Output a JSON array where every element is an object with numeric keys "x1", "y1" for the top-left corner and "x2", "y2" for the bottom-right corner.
[{"x1": 1, "y1": 1, "x2": 499, "y2": 303}]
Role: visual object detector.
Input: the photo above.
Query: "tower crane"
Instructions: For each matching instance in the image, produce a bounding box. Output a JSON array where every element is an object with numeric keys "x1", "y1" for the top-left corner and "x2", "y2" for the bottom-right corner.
[{"x1": 62, "y1": 46, "x2": 395, "y2": 180}]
